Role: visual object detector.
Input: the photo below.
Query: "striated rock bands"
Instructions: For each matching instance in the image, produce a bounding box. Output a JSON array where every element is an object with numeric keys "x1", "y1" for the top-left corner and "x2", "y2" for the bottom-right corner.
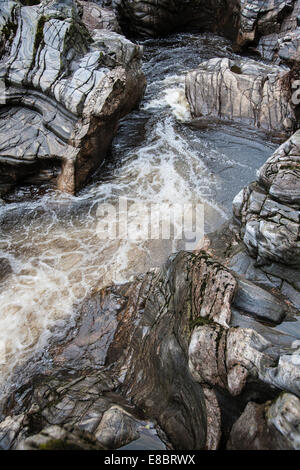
[
  {"x1": 0, "y1": 252, "x2": 238, "y2": 450},
  {"x1": 186, "y1": 57, "x2": 298, "y2": 136},
  {"x1": 239, "y1": 0, "x2": 300, "y2": 65},
  {"x1": 1, "y1": 248, "x2": 300, "y2": 450},
  {"x1": 0, "y1": 0, "x2": 146, "y2": 195},
  {"x1": 228, "y1": 393, "x2": 300, "y2": 450},
  {"x1": 233, "y1": 130, "x2": 300, "y2": 267}
]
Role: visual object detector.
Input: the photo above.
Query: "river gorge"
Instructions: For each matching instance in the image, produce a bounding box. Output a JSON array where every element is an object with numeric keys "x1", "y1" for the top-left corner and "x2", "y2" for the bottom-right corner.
[{"x1": 0, "y1": 0, "x2": 299, "y2": 451}]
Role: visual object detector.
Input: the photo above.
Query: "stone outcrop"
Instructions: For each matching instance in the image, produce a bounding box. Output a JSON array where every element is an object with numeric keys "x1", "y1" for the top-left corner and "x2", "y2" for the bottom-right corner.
[
  {"x1": 0, "y1": 0, "x2": 145, "y2": 195},
  {"x1": 238, "y1": 0, "x2": 300, "y2": 65},
  {"x1": 233, "y1": 276, "x2": 289, "y2": 324},
  {"x1": 0, "y1": 252, "x2": 238, "y2": 450},
  {"x1": 94, "y1": 0, "x2": 300, "y2": 65},
  {"x1": 185, "y1": 57, "x2": 298, "y2": 136},
  {"x1": 238, "y1": 0, "x2": 295, "y2": 46},
  {"x1": 0, "y1": 249, "x2": 299, "y2": 450},
  {"x1": 79, "y1": 1, "x2": 121, "y2": 34},
  {"x1": 189, "y1": 321, "x2": 300, "y2": 399},
  {"x1": 228, "y1": 393, "x2": 300, "y2": 450},
  {"x1": 113, "y1": 0, "x2": 240, "y2": 39},
  {"x1": 233, "y1": 130, "x2": 300, "y2": 267},
  {"x1": 82, "y1": 0, "x2": 300, "y2": 66}
]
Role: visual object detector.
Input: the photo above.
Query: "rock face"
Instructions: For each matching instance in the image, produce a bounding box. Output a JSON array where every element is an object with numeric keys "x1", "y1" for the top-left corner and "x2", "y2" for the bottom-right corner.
[
  {"x1": 2, "y1": 252, "x2": 233, "y2": 450},
  {"x1": 1, "y1": 250, "x2": 300, "y2": 450},
  {"x1": 185, "y1": 57, "x2": 298, "y2": 136},
  {"x1": 233, "y1": 130, "x2": 300, "y2": 267},
  {"x1": 0, "y1": 252, "x2": 239, "y2": 450},
  {"x1": 97, "y1": 0, "x2": 300, "y2": 65},
  {"x1": 113, "y1": 0, "x2": 240, "y2": 39},
  {"x1": 233, "y1": 276, "x2": 289, "y2": 324},
  {"x1": 238, "y1": 0, "x2": 295, "y2": 45},
  {"x1": 190, "y1": 320, "x2": 300, "y2": 399},
  {"x1": 79, "y1": 1, "x2": 121, "y2": 34},
  {"x1": 238, "y1": 0, "x2": 300, "y2": 65},
  {"x1": 228, "y1": 393, "x2": 300, "y2": 450},
  {"x1": 86, "y1": 0, "x2": 300, "y2": 66},
  {"x1": 0, "y1": 0, "x2": 145, "y2": 195}
]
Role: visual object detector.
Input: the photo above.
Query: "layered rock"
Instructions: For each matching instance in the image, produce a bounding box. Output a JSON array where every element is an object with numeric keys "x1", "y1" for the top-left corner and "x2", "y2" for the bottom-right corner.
[
  {"x1": 238, "y1": 0, "x2": 295, "y2": 46},
  {"x1": 113, "y1": 0, "x2": 240, "y2": 39},
  {"x1": 185, "y1": 57, "x2": 298, "y2": 136},
  {"x1": 238, "y1": 0, "x2": 300, "y2": 65},
  {"x1": 228, "y1": 393, "x2": 300, "y2": 450},
  {"x1": 233, "y1": 130, "x2": 300, "y2": 268},
  {"x1": 2, "y1": 252, "x2": 232, "y2": 450},
  {"x1": 108, "y1": 0, "x2": 300, "y2": 68},
  {"x1": 0, "y1": 249, "x2": 299, "y2": 450},
  {"x1": 189, "y1": 322, "x2": 300, "y2": 400},
  {"x1": 0, "y1": 0, "x2": 145, "y2": 195},
  {"x1": 79, "y1": 0, "x2": 121, "y2": 34}
]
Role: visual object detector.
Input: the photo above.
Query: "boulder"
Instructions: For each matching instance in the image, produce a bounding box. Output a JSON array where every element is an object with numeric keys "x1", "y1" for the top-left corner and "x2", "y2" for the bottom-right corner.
[
  {"x1": 233, "y1": 276, "x2": 288, "y2": 324},
  {"x1": 233, "y1": 130, "x2": 300, "y2": 267},
  {"x1": 238, "y1": 0, "x2": 300, "y2": 65},
  {"x1": 227, "y1": 393, "x2": 300, "y2": 450},
  {"x1": 17, "y1": 424, "x2": 108, "y2": 450},
  {"x1": 185, "y1": 57, "x2": 297, "y2": 136},
  {"x1": 0, "y1": 0, "x2": 145, "y2": 195}
]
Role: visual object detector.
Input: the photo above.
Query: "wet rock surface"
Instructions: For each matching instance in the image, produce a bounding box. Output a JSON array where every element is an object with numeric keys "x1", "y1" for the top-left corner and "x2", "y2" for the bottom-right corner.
[
  {"x1": 0, "y1": 0, "x2": 300, "y2": 454},
  {"x1": 1, "y1": 245, "x2": 299, "y2": 450},
  {"x1": 233, "y1": 130, "x2": 300, "y2": 268},
  {"x1": 186, "y1": 57, "x2": 298, "y2": 136},
  {"x1": 0, "y1": 0, "x2": 145, "y2": 196},
  {"x1": 113, "y1": 0, "x2": 240, "y2": 39},
  {"x1": 0, "y1": 252, "x2": 216, "y2": 449},
  {"x1": 233, "y1": 276, "x2": 289, "y2": 324},
  {"x1": 239, "y1": 0, "x2": 300, "y2": 65}
]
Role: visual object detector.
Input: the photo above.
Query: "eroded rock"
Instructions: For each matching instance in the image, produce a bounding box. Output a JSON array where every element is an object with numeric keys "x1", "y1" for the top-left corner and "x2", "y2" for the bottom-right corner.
[
  {"x1": 17, "y1": 424, "x2": 108, "y2": 450},
  {"x1": 3, "y1": 252, "x2": 235, "y2": 450},
  {"x1": 233, "y1": 276, "x2": 289, "y2": 324},
  {"x1": 239, "y1": 0, "x2": 300, "y2": 65},
  {"x1": 114, "y1": 0, "x2": 240, "y2": 39},
  {"x1": 186, "y1": 57, "x2": 297, "y2": 136},
  {"x1": 0, "y1": 0, "x2": 145, "y2": 195},
  {"x1": 228, "y1": 393, "x2": 300, "y2": 450},
  {"x1": 233, "y1": 130, "x2": 300, "y2": 267}
]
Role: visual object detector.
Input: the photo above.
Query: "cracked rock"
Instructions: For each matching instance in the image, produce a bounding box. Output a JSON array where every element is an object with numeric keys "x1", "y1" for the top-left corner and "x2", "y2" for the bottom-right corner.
[{"x1": 0, "y1": 0, "x2": 145, "y2": 195}]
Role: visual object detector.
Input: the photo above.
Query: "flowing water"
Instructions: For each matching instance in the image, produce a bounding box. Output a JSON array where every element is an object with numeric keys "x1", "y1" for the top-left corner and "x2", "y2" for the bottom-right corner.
[{"x1": 0, "y1": 33, "x2": 277, "y2": 395}]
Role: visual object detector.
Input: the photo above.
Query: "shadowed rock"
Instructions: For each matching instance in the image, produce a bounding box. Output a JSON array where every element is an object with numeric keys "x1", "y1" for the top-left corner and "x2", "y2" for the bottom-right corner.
[
  {"x1": 238, "y1": 0, "x2": 300, "y2": 65},
  {"x1": 114, "y1": 0, "x2": 240, "y2": 39},
  {"x1": 233, "y1": 276, "x2": 289, "y2": 324},
  {"x1": 3, "y1": 251, "x2": 236, "y2": 450},
  {"x1": 227, "y1": 393, "x2": 300, "y2": 450},
  {"x1": 1, "y1": 250, "x2": 300, "y2": 450}
]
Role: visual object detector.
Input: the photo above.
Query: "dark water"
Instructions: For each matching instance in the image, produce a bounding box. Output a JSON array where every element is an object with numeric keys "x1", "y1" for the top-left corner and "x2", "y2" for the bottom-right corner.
[{"x1": 0, "y1": 33, "x2": 277, "y2": 396}]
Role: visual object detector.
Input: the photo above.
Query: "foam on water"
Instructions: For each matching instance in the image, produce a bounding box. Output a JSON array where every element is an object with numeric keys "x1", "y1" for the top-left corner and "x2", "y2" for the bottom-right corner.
[{"x1": 0, "y1": 33, "x2": 277, "y2": 395}]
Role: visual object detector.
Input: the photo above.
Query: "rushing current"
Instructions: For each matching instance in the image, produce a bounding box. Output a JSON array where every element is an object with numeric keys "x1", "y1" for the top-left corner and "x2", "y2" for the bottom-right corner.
[{"x1": 0, "y1": 33, "x2": 277, "y2": 395}]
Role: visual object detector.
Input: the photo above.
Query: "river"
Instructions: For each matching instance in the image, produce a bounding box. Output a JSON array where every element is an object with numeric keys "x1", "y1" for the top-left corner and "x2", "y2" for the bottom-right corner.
[{"x1": 0, "y1": 32, "x2": 277, "y2": 397}]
